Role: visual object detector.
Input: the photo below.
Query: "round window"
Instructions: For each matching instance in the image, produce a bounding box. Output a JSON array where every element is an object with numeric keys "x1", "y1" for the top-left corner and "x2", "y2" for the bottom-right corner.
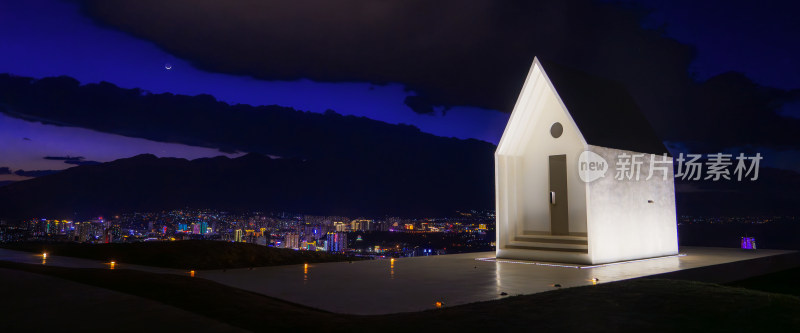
[{"x1": 550, "y1": 122, "x2": 563, "y2": 138}]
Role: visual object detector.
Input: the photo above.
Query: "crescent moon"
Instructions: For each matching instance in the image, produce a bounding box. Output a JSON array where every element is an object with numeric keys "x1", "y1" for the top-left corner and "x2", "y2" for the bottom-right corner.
[{"x1": 165, "y1": 63, "x2": 173, "y2": 70}]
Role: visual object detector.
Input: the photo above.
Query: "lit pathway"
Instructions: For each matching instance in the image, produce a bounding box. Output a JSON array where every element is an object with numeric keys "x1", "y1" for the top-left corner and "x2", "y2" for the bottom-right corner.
[{"x1": 0, "y1": 247, "x2": 796, "y2": 315}]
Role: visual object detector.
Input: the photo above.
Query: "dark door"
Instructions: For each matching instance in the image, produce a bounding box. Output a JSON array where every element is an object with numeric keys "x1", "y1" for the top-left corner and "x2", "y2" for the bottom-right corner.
[{"x1": 549, "y1": 155, "x2": 569, "y2": 235}]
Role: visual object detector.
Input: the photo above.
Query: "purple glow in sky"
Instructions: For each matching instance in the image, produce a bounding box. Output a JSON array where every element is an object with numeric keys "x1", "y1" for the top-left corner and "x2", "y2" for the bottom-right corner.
[
  {"x1": 0, "y1": 0, "x2": 508, "y2": 176},
  {"x1": 3, "y1": 0, "x2": 797, "y2": 178},
  {"x1": 632, "y1": 0, "x2": 800, "y2": 89},
  {"x1": 0, "y1": 0, "x2": 508, "y2": 143},
  {"x1": 0, "y1": 113, "x2": 242, "y2": 182}
]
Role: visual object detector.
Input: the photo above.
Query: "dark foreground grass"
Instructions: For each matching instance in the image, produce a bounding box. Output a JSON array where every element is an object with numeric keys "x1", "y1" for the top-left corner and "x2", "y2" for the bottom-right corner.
[
  {"x1": 1, "y1": 261, "x2": 798, "y2": 333},
  {"x1": 0, "y1": 240, "x2": 363, "y2": 269},
  {"x1": 727, "y1": 266, "x2": 800, "y2": 297}
]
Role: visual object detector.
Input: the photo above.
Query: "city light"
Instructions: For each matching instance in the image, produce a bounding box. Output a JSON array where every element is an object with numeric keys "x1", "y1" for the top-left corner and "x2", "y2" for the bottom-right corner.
[
  {"x1": 9, "y1": 209, "x2": 496, "y2": 258},
  {"x1": 741, "y1": 237, "x2": 757, "y2": 250}
]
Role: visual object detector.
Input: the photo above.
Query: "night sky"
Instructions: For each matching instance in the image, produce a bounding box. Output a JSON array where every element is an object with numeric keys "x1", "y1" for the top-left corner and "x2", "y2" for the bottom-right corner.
[{"x1": 1, "y1": 0, "x2": 799, "y2": 184}]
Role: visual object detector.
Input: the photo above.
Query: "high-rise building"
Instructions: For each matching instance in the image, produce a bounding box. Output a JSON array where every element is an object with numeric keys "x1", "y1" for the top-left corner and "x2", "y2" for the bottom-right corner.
[
  {"x1": 284, "y1": 233, "x2": 300, "y2": 249},
  {"x1": 75, "y1": 222, "x2": 99, "y2": 242},
  {"x1": 350, "y1": 219, "x2": 372, "y2": 232},
  {"x1": 326, "y1": 232, "x2": 347, "y2": 252},
  {"x1": 234, "y1": 229, "x2": 243, "y2": 242}
]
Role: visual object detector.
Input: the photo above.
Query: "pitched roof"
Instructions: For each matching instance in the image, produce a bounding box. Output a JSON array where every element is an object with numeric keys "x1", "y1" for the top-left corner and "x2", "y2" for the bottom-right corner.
[{"x1": 539, "y1": 58, "x2": 670, "y2": 156}]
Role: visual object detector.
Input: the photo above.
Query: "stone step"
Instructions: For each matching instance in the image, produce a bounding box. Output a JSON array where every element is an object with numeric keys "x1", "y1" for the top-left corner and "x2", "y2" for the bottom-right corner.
[
  {"x1": 514, "y1": 234, "x2": 588, "y2": 245},
  {"x1": 504, "y1": 242, "x2": 589, "y2": 253},
  {"x1": 507, "y1": 239, "x2": 589, "y2": 252}
]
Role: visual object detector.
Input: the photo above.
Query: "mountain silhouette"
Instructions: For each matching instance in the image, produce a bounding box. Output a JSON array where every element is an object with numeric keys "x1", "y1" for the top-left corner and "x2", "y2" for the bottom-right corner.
[
  {"x1": 0, "y1": 73, "x2": 496, "y2": 221},
  {"x1": 0, "y1": 151, "x2": 494, "y2": 221}
]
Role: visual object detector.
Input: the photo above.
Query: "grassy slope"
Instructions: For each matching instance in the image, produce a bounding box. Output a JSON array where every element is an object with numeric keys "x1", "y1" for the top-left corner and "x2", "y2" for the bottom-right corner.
[
  {"x1": 1, "y1": 261, "x2": 798, "y2": 333},
  {"x1": 727, "y1": 266, "x2": 800, "y2": 297},
  {"x1": 0, "y1": 240, "x2": 363, "y2": 269}
]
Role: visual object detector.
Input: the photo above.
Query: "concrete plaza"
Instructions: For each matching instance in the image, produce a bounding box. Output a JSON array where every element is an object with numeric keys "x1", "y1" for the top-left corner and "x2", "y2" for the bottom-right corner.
[
  {"x1": 196, "y1": 247, "x2": 797, "y2": 314},
  {"x1": 1, "y1": 247, "x2": 796, "y2": 315}
]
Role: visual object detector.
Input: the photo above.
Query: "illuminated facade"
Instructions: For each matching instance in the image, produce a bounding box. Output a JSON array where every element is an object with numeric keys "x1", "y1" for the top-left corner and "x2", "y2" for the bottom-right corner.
[
  {"x1": 284, "y1": 233, "x2": 300, "y2": 249},
  {"x1": 495, "y1": 58, "x2": 678, "y2": 264},
  {"x1": 326, "y1": 232, "x2": 347, "y2": 252}
]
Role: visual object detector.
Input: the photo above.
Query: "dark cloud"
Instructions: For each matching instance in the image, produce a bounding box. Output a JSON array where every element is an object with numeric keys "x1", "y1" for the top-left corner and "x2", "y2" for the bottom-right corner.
[
  {"x1": 44, "y1": 156, "x2": 84, "y2": 161},
  {"x1": 0, "y1": 181, "x2": 15, "y2": 187},
  {"x1": 681, "y1": 73, "x2": 800, "y2": 149},
  {"x1": 0, "y1": 74, "x2": 495, "y2": 163},
  {"x1": 44, "y1": 156, "x2": 101, "y2": 166},
  {"x1": 14, "y1": 169, "x2": 60, "y2": 178},
  {"x1": 0, "y1": 167, "x2": 10, "y2": 175},
  {"x1": 0, "y1": 74, "x2": 495, "y2": 216},
  {"x1": 79, "y1": 0, "x2": 695, "y2": 115},
  {"x1": 403, "y1": 96, "x2": 435, "y2": 115},
  {"x1": 64, "y1": 159, "x2": 102, "y2": 166},
  {"x1": 78, "y1": 0, "x2": 800, "y2": 153},
  {"x1": 656, "y1": 73, "x2": 800, "y2": 154}
]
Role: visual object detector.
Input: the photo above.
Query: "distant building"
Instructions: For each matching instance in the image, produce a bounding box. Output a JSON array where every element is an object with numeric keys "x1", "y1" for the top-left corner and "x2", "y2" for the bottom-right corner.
[
  {"x1": 326, "y1": 232, "x2": 347, "y2": 252},
  {"x1": 234, "y1": 229, "x2": 243, "y2": 242},
  {"x1": 284, "y1": 233, "x2": 300, "y2": 249},
  {"x1": 192, "y1": 222, "x2": 209, "y2": 235},
  {"x1": 350, "y1": 219, "x2": 371, "y2": 231},
  {"x1": 75, "y1": 221, "x2": 100, "y2": 242}
]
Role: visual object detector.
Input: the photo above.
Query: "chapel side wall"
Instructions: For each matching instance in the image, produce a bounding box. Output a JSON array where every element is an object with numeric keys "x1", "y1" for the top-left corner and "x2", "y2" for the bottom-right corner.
[{"x1": 586, "y1": 145, "x2": 679, "y2": 264}]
